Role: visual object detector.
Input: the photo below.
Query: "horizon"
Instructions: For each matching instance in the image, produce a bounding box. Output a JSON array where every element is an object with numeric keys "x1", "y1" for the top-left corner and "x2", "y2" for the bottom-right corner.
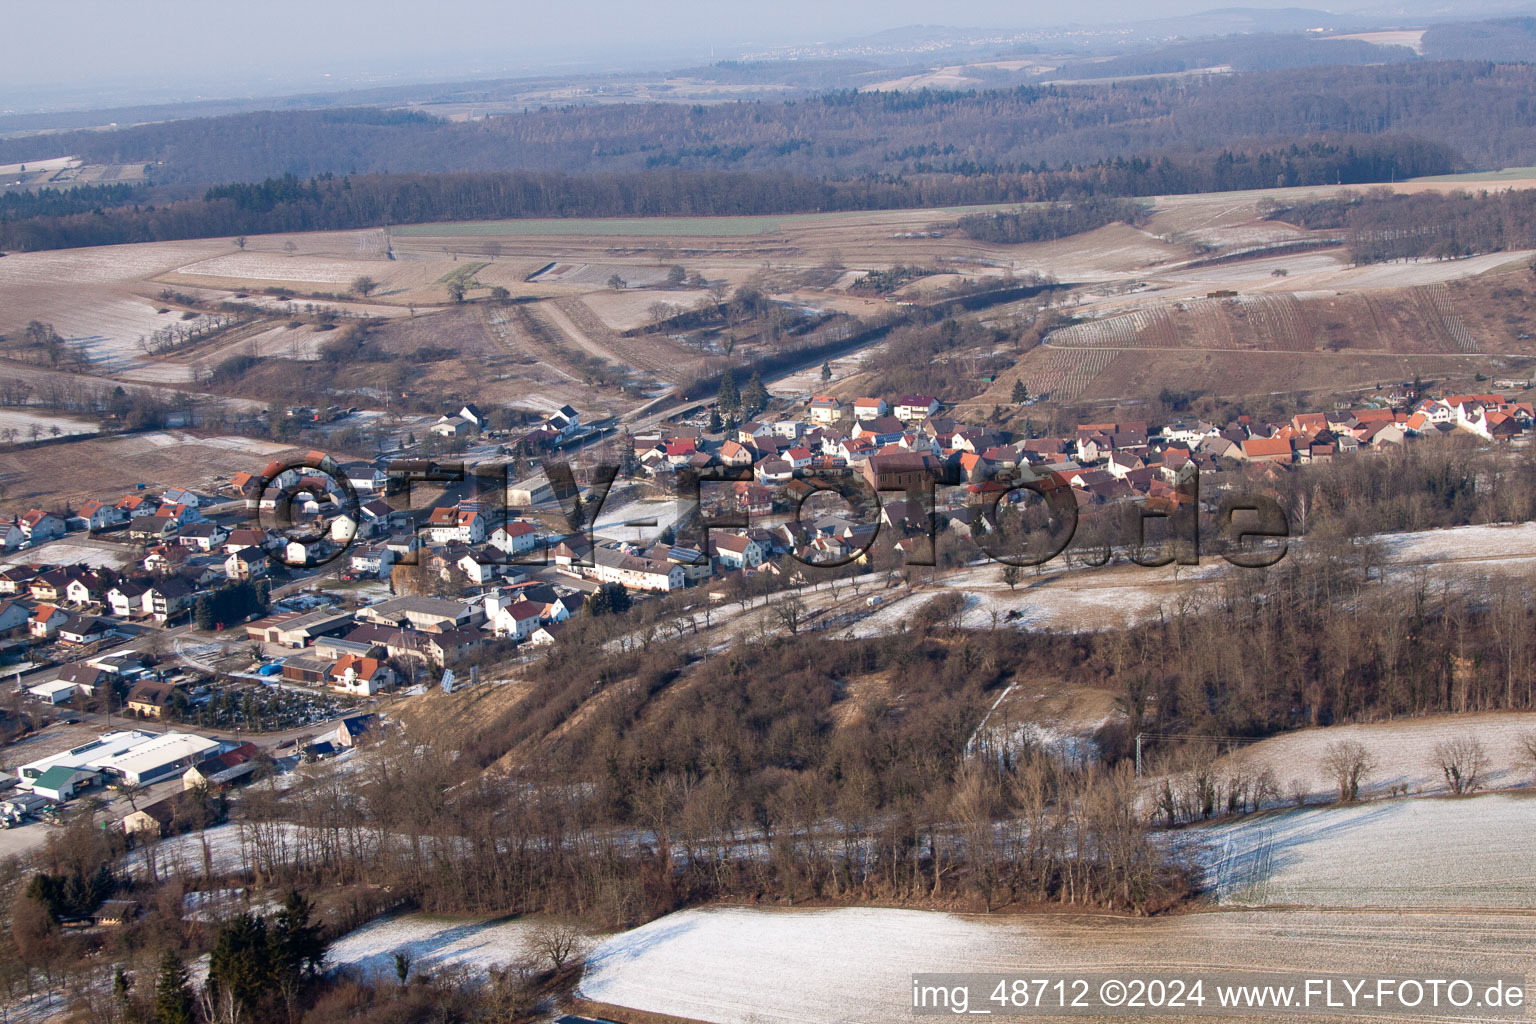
[{"x1": 0, "y1": 0, "x2": 1429, "y2": 116}]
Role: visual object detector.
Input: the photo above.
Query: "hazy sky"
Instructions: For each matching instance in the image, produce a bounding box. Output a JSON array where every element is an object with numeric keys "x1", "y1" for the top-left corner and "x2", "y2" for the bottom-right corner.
[{"x1": 3, "y1": 0, "x2": 1381, "y2": 108}]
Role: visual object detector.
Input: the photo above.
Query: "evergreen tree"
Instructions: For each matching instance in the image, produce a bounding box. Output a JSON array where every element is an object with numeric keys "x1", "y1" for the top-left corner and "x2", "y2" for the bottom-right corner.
[
  {"x1": 271, "y1": 890, "x2": 326, "y2": 981},
  {"x1": 1012, "y1": 379, "x2": 1030, "y2": 404},
  {"x1": 743, "y1": 372, "x2": 769, "y2": 416},
  {"x1": 152, "y1": 952, "x2": 194, "y2": 1024},
  {"x1": 717, "y1": 368, "x2": 739, "y2": 414},
  {"x1": 193, "y1": 595, "x2": 214, "y2": 631},
  {"x1": 820, "y1": 360, "x2": 832, "y2": 382},
  {"x1": 707, "y1": 408, "x2": 722, "y2": 433},
  {"x1": 208, "y1": 913, "x2": 271, "y2": 1012}
]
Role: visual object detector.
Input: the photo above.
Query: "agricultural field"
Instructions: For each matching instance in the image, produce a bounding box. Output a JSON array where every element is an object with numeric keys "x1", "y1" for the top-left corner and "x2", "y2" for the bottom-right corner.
[
  {"x1": 1189, "y1": 793, "x2": 1536, "y2": 908},
  {"x1": 579, "y1": 905, "x2": 1536, "y2": 1023},
  {"x1": 0, "y1": 431, "x2": 298, "y2": 508}
]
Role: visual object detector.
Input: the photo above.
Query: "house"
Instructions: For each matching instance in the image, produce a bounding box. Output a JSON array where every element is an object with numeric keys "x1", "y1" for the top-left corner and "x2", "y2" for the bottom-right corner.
[
  {"x1": 0, "y1": 520, "x2": 23, "y2": 552},
  {"x1": 222, "y1": 528, "x2": 269, "y2": 553},
  {"x1": 488, "y1": 520, "x2": 541, "y2": 557},
  {"x1": 55, "y1": 663, "x2": 110, "y2": 696},
  {"x1": 851, "y1": 416, "x2": 907, "y2": 447},
  {"x1": 0, "y1": 599, "x2": 31, "y2": 635},
  {"x1": 342, "y1": 462, "x2": 387, "y2": 493},
  {"x1": 432, "y1": 404, "x2": 485, "y2": 437},
  {"x1": 176, "y1": 522, "x2": 228, "y2": 552},
  {"x1": 457, "y1": 552, "x2": 503, "y2": 585},
  {"x1": 328, "y1": 655, "x2": 395, "y2": 696},
  {"x1": 529, "y1": 622, "x2": 565, "y2": 646},
  {"x1": 852, "y1": 397, "x2": 888, "y2": 420},
  {"x1": 0, "y1": 565, "x2": 43, "y2": 594},
  {"x1": 116, "y1": 494, "x2": 157, "y2": 519},
  {"x1": 1239, "y1": 437, "x2": 1294, "y2": 464},
  {"x1": 224, "y1": 547, "x2": 270, "y2": 581},
  {"x1": 64, "y1": 569, "x2": 117, "y2": 606},
  {"x1": 18, "y1": 510, "x2": 65, "y2": 542},
  {"x1": 546, "y1": 404, "x2": 580, "y2": 438},
  {"x1": 29, "y1": 604, "x2": 69, "y2": 638},
  {"x1": 143, "y1": 578, "x2": 196, "y2": 622},
  {"x1": 425, "y1": 504, "x2": 487, "y2": 545},
  {"x1": 347, "y1": 544, "x2": 394, "y2": 579},
  {"x1": 713, "y1": 533, "x2": 766, "y2": 570},
  {"x1": 183, "y1": 743, "x2": 261, "y2": 791},
  {"x1": 107, "y1": 580, "x2": 151, "y2": 618},
  {"x1": 28, "y1": 680, "x2": 79, "y2": 705},
  {"x1": 125, "y1": 680, "x2": 179, "y2": 718},
  {"x1": 894, "y1": 394, "x2": 940, "y2": 422},
  {"x1": 58, "y1": 615, "x2": 112, "y2": 646},
  {"x1": 807, "y1": 396, "x2": 842, "y2": 424},
  {"x1": 717, "y1": 440, "x2": 756, "y2": 468},
  {"x1": 77, "y1": 500, "x2": 127, "y2": 532},
  {"x1": 30, "y1": 764, "x2": 98, "y2": 801},
  {"x1": 582, "y1": 546, "x2": 686, "y2": 592},
  {"x1": 487, "y1": 599, "x2": 544, "y2": 640},
  {"x1": 753, "y1": 457, "x2": 793, "y2": 484},
  {"x1": 121, "y1": 799, "x2": 178, "y2": 837}
]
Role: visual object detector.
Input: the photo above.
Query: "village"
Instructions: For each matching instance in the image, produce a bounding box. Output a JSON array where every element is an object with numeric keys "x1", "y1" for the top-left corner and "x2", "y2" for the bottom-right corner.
[{"x1": 0, "y1": 377, "x2": 1529, "y2": 819}]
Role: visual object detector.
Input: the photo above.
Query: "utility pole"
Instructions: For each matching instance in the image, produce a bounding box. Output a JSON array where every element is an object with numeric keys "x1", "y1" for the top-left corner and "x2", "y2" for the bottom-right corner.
[{"x1": 1135, "y1": 732, "x2": 1144, "y2": 778}]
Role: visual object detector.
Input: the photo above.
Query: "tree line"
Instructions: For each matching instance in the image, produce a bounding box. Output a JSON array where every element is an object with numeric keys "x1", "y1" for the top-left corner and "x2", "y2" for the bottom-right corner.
[
  {"x1": 0, "y1": 136, "x2": 1453, "y2": 252},
  {"x1": 1, "y1": 62, "x2": 1528, "y2": 185},
  {"x1": 1271, "y1": 186, "x2": 1536, "y2": 262}
]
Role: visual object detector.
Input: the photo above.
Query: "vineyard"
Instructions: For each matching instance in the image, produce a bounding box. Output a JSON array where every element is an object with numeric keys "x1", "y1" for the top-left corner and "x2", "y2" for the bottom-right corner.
[
  {"x1": 1045, "y1": 287, "x2": 1492, "y2": 355},
  {"x1": 1018, "y1": 347, "x2": 1115, "y2": 402},
  {"x1": 1046, "y1": 307, "x2": 1180, "y2": 349}
]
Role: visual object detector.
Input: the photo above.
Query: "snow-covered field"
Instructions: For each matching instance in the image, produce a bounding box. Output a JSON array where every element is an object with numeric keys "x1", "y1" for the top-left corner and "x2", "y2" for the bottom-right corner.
[
  {"x1": 1186, "y1": 793, "x2": 1536, "y2": 909},
  {"x1": 0, "y1": 534, "x2": 132, "y2": 569},
  {"x1": 1180, "y1": 710, "x2": 1536, "y2": 804},
  {"x1": 326, "y1": 913, "x2": 539, "y2": 979},
  {"x1": 579, "y1": 905, "x2": 1536, "y2": 1023},
  {"x1": 0, "y1": 409, "x2": 98, "y2": 439},
  {"x1": 591, "y1": 496, "x2": 689, "y2": 543}
]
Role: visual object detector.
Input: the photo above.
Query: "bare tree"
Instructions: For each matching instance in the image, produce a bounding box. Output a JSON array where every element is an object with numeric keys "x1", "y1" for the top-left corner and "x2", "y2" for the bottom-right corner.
[
  {"x1": 350, "y1": 275, "x2": 377, "y2": 297},
  {"x1": 772, "y1": 595, "x2": 806, "y2": 636},
  {"x1": 1432, "y1": 735, "x2": 1488, "y2": 795},
  {"x1": 1321, "y1": 740, "x2": 1375, "y2": 803},
  {"x1": 233, "y1": 236, "x2": 247, "y2": 251},
  {"x1": 528, "y1": 921, "x2": 588, "y2": 974},
  {"x1": 282, "y1": 240, "x2": 297, "y2": 256}
]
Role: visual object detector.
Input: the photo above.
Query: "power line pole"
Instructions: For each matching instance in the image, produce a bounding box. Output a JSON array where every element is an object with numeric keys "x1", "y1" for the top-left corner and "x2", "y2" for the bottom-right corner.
[{"x1": 1135, "y1": 732, "x2": 1143, "y2": 778}]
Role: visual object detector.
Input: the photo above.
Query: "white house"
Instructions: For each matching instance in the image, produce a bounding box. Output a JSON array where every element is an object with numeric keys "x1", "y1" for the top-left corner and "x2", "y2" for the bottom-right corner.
[
  {"x1": 713, "y1": 533, "x2": 766, "y2": 569},
  {"x1": 425, "y1": 504, "x2": 486, "y2": 545},
  {"x1": 18, "y1": 510, "x2": 65, "y2": 542},
  {"x1": 852, "y1": 397, "x2": 888, "y2": 420},
  {"x1": 487, "y1": 599, "x2": 544, "y2": 640},
  {"x1": 328, "y1": 655, "x2": 395, "y2": 696},
  {"x1": 488, "y1": 520, "x2": 540, "y2": 556},
  {"x1": 342, "y1": 463, "x2": 387, "y2": 493},
  {"x1": 807, "y1": 396, "x2": 841, "y2": 425},
  {"x1": 77, "y1": 500, "x2": 128, "y2": 532},
  {"x1": 894, "y1": 394, "x2": 940, "y2": 422}
]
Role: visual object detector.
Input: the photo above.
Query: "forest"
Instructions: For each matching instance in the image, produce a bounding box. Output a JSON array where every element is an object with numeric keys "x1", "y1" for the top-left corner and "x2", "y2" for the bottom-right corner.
[
  {"x1": 0, "y1": 61, "x2": 1530, "y2": 186},
  {"x1": 955, "y1": 198, "x2": 1149, "y2": 244},
  {"x1": 0, "y1": 137, "x2": 1451, "y2": 251},
  {"x1": 1268, "y1": 187, "x2": 1536, "y2": 262}
]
